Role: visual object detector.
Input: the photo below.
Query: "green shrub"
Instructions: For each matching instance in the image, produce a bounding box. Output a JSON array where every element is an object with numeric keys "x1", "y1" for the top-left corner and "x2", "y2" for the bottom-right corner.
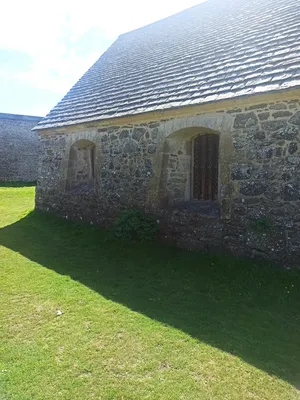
[{"x1": 112, "y1": 209, "x2": 159, "y2": 241}]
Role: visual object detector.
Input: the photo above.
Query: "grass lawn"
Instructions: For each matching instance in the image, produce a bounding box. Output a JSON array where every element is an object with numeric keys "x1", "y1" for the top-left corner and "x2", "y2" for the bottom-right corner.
[{"x1": 0, "y1": 185, "x2": 299, "y2": 400}]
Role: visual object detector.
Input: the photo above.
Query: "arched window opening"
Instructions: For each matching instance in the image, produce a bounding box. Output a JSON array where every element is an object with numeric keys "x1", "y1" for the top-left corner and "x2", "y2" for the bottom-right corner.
[
  {"x1": 157, "y1": 128, "x2": 220, "y2": 210},
  {"x1": 66, "y1": 139, "x2": 95, "y2": 192},
  {"x1": 193, "y1": 134, "x2": 219, "y2": 201}
]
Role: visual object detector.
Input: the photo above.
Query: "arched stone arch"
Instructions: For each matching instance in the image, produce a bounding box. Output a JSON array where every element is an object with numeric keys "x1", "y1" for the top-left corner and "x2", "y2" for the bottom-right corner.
[
  {"x1": 147, "y1": 113, "x2": 234, "y2": 215},
  {"x1": 158, "y1": 113, "x2": 232, "y2": 140},
  {"x1": 66, "y1": 139, "x2": 96, "y2": 192},
  {"x1": 157, "y1": 127, "x2": 220, "y2": 207}
]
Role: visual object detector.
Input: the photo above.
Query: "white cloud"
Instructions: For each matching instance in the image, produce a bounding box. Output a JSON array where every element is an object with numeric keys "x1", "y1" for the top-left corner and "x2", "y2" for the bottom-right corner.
[{"x1": 1, "y1": 0, "x2": 205, "y2": 97}]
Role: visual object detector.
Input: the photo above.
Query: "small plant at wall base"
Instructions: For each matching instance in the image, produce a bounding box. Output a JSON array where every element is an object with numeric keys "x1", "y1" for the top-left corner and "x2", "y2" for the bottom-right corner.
[
  {"x1": 252, "y1": 218, "x2": 272, "y2": 234},
  {"x1": 112, "y1": 209, "x2": 159, "y2": 241}
]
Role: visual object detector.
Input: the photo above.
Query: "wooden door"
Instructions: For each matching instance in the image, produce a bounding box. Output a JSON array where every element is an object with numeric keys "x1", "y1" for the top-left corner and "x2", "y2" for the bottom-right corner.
[{"x1": 193, "y1": 134, "x2": 219, "y2": 201}]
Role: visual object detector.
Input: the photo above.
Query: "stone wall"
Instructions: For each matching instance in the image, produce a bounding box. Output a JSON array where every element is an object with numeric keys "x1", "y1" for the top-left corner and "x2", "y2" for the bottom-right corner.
[
  {"x1": 36, "y1": 98, "x2": 300, "y2": 266},
  {"x1": 0, "y1": 113, "x2": 42, "y2": 182}
]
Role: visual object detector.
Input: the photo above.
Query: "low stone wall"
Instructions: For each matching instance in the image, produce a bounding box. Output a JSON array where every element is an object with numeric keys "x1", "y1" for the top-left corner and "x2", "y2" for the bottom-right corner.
[
  {"x1": 0, "y1": 113, "x2": 42, "y2": 182},
  {"x1": 36, "y1": 97, "x2": 300, "y2": 267}
]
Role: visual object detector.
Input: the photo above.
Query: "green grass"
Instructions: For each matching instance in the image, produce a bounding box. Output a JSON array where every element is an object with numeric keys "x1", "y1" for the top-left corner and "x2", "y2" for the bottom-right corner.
[{"x1": 0, "y1": 185, "x2": 299, "y2": 400}]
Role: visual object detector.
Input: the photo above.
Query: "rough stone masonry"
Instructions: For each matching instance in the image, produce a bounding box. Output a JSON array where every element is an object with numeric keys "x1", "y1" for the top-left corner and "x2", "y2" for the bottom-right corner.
[
  {"x1": 35, "y1": 98, "x2": 300, "y2": 267},
  {"x1": 0, "y1": 113, "x2": 42, "y2": 182}
]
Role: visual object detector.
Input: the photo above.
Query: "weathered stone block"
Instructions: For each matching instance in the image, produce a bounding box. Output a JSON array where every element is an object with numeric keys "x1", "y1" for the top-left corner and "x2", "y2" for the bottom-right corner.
[
  {"x1": 282, "y1": 172, "x2": 291, "y2": 181},
  {"x1": 287, "y1": 155, "x2": 300, "y2": 164},
  {"x1": 269, "y1": 103, "x2": 288, "y2": 110},
  {"x1": 246, "y1": 103, "x2": 268, "y2": 111},
  {"x1": 257, "y1": 147, "x2": 273, "y2": 159},
  {"x1": 258, "y1": 112, "x2": 270, "y2": 121},
  {"x1": 240, "y1": 182, "x2": 267, "y2": 196},
  {"x1": 289, "y1": 111, "x2": 300, "y2": 126},
  {"x1": 272, "y1": 111, "x2": 293, "y2": 118},
  {"x1": 264, "y1": 186, "x2": 280, "y2": 200},
  {"x1": 252, "y1": 129, "x2": 266, "y2": 139},
  {"x1": 151, "y1": 128, "x2": 159, "y2": 140},
  {"x1": 288, "y1": 142, "x2": 298, "y2": 154},
  {"x1": 149, "y1": 122, "x2": 159, "y2": 128},
  {"x1": 275, "y1": 125, "x2": 299, "y2": 140},
  {"x1": 227, "y1": 108, "x2": 243, "y2": 114},
  {"x1": 252, "y1": 166, "x2": 277, "y2": 180},
  {"x1": 283, "y1": 183, "x2": 300, "y2": 201},
  {"x1": 111, "y1": 146, "x2": 122, "y2": 154},
  {"x1": 107, "y1": 126, "x2": 120, "y2": 134},
  {"x1": 132, "y1": 127, "x2": 147, "y2": 141},
  {"x1": 148, "y1": 144, "x2": 157, "y2": 153},
  {"x1": 261, "y1": 120, "x2": 287, "y2": 131},
  {"x1": 124, "y1": 139, "x2": 139, "y2": 154},
  {"x1": 233, "y1": 112, "x2": 258, "y2": 129},
  {"x1": 246, "y1": 229, "x2": 286, "y2": 261},
  {"x1": 144, "y1": 158, "x2": 152, "y2": 171},
  {"x1": 234, "y1": 197, "x2": 261, "y2": 206},
  {"x1": 232, "y1": 138, "x2": 245, "y2": 150},
  {"x1": 120, "y1": 130, "x2": 129, "y2": 139},
  {"x1": 231, "y1": 164, "x2": 252, "y2": 180}
]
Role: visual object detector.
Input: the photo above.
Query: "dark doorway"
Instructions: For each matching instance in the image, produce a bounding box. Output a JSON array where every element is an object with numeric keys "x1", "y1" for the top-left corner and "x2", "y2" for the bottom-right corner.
[{"x1": 193, "y1": 134, "x2": 219, "y2": 201}]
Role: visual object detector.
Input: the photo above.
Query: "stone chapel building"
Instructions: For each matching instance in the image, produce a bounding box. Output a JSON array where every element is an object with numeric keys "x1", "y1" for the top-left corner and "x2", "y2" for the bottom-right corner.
[{"x1": 34, "y1": 0, "x2": 300, "y2": 265}]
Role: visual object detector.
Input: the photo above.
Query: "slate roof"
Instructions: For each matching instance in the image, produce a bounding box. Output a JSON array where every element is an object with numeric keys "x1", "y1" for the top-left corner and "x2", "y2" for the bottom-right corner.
[{"x1": 35, "y1": 0, "x2": 300, "y2": 130}]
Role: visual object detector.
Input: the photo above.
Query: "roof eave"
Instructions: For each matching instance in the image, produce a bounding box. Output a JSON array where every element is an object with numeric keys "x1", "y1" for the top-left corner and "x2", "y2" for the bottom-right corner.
[{"x1": 33, "y1": 85, "x2": 300, "y2": 132}]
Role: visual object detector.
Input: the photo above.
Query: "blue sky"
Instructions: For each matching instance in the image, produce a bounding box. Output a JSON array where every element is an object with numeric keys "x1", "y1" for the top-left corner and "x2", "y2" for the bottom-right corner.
[{"x1": 1, "y1": 0, "x2": 205, "y2": 117}]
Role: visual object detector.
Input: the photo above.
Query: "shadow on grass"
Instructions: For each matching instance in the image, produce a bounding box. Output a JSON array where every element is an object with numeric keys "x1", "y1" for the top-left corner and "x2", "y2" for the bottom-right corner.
[
  {"x1": 0, "y1": 210, "x2": 299, "y2": 387},
  {"x1": 0, "y1": 181, "x2": 36, "y2": 187}
]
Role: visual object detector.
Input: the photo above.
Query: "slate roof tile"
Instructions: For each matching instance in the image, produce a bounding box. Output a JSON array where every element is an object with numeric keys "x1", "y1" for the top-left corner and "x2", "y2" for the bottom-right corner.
[{"x1": 35, "y1": 0, "x2": 300, "y2": 129}]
